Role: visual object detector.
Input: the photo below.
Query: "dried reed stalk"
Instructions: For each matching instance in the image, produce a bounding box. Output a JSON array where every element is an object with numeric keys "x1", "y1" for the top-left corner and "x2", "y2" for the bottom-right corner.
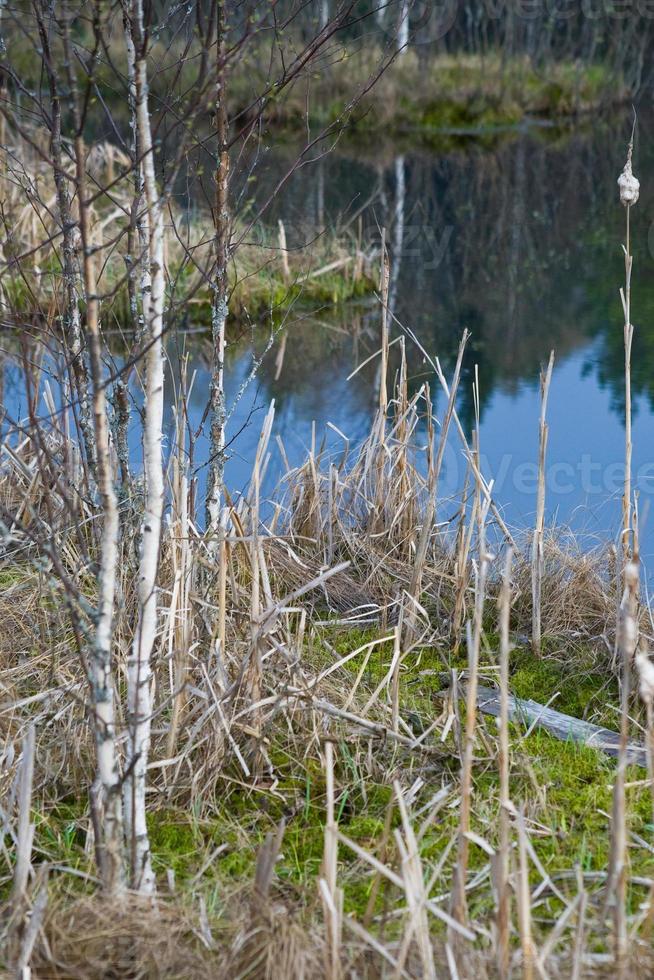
[
  {"x1": 11, "y1": 724, "x2": 35, "y2": 903},
  {"x1": 451, "y1": 419, "x2": 492, "y2": 928},
  {"x1": 532, "y1": 352, "x2": 554, "y2": 655},
  {"x1": 516, "y1": 807, "x2": 535, "y2": 980},
  {"x1": 571, "y1": 866, "x2": 587, "y2": 980},
  {"x1": 166, "y1": 395, "x2": 194, "y2": 758},
  {"x1": 394, "y1": 781, "x2": 437, "y2": 979},
  {"x1": 452, "y1": 464, "x2": 473, "y2": 643},
  {"x1": 618, "y1": 125, "x2": 639, "y2": 573},
  {"x1": 321, "y1": 740, "x2": 343, "y2": 980},
  {"x1": 378, "y1": 229, "x2": 390, "y2": 420},
  {"x1": 607, "y1": 125, "x2": 641, "y2": 972},
  {"x1": 635, "y1": 646, "x2": 654, "y2": 935},
  {"x1": 608, "y1": 557, "x2": 639, "y2": 972},
  {"x1": 497, "y1": 548, "x2": 513, "y2": 977},
  {"x1": 406, "y1": 331, "x2": 468, "y2": 642}
]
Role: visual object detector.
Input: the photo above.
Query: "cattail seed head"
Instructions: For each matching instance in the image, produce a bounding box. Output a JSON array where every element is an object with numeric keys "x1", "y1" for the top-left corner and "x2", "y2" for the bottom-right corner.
[
  {"x1": 618, "y1": 156, "x2": 639, "y2": 208},
  {"x1": 636, "y1": 650, "x2": 654, "y2": 706}
]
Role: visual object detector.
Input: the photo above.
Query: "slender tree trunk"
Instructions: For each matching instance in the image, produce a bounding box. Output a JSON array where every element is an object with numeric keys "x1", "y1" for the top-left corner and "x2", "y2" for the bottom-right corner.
[
  {"x1": 206, "y1": 0, "x2": 229, "y2": 536},
  {"x1": 60, "y1": 7, "x2": 124, "y2": 896},
  {"x1": 497, "y1": 548, "x2": 513, "y2": 978},
  {"x1": 123, "y1": 0, "x2": 165, "y2": 895},
  {"x1": 35, "y1": 5, "x2": 96, "y2": 482},
  {"x1": 123, "y1": 7, "x2": 151, "y2": 343},
  {"x1": 532, "y1": 352, "x2": 554, "y2": 655},
  {"x1": 72, "y1": 124, "x2": 124, "y2": 900},
  {"x1": 112, "y1": 9, "x2": 152, "y2": 497}
]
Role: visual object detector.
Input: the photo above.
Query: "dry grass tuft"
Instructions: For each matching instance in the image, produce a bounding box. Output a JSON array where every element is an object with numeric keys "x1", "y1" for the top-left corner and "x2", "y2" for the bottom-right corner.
[
  {"x1": 29, "y1": 895, "x2": 213, "y2": 979},
  {"x1": 225, "y1": 900, "x2": 325, "y2": 980}
]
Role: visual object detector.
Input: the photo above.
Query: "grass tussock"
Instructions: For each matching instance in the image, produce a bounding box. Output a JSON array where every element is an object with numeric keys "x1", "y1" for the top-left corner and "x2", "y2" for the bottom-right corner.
[{"x1": 26, "y1": 895, "x2": 215, "y2": 978}]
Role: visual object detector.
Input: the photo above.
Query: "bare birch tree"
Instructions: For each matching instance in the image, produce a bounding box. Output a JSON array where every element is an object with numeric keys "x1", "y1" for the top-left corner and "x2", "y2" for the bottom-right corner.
[
  {"x1": 60, "y1": 5, "x2": 124, "y2": 896},
  {"x1": 122, "y1": 0, "x2": 166, "y2": 894},
  {"x1": 34, "y1": 3, "x2": 96, "y2": 483}
]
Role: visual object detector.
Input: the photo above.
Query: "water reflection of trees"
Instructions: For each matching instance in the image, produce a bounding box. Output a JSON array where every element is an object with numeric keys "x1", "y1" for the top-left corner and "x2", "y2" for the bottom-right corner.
[
  {"x1": 11, "y1": 116, "x2": 646, "y2": 457},
  {"x1": 245, "y1": 115, "x2": 654, "y2": 433}
]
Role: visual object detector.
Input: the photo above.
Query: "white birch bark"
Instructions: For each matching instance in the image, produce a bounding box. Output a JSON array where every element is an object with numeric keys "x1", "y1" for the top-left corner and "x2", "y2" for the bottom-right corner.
[
  {"x1": 123, "y1": 11, "x2": 151, "y2": 340},
  {"x1": 73, "y1": 133, "x2": 124, "y2": 895},
  {"x1": 60, "y1": 8, "x2": 124, "y2": 893},
  {"x1": 35, "y1": 7, "x2": 96, "y2": 480},
  {"x1": 123, "y1": 0, "x2": 164, "y2": 895}
]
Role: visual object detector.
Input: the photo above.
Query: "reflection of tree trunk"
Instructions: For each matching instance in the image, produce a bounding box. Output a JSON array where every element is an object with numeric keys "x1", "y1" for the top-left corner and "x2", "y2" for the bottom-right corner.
[
  {"x1": 504, "y1": 6, "x2": 514, "y2": 64},
  {"x1": 506, "y1": 138, "x2": 526, "y2": 354},
  {"x1": 397, "y1": 0, "x2": 409, "y2": 52},
  {"x1": 320, "y1": 0, "x2": 329, "y2": 30},
  {"x1": 388, "y1": 155, "x2": 405, "y2": 323},
  {"x1": 274, "y1": 332, "x2": 287, "y2": 381},
  {"x1": 316, "y1": 157, "x2": 325, "y2": 230}
]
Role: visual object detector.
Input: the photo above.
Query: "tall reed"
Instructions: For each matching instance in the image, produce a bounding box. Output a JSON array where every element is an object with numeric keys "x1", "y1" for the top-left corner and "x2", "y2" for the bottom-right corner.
[
  {"x1": 532, "y1": 352, "x2": 554, "y2": 655},
  {"x1": 618, "y1": 124, "x2": 639, "y2": 572}
]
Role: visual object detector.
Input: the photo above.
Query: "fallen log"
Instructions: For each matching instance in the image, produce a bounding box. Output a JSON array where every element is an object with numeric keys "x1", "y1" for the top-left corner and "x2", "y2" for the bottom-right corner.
[{"x1": 476, "y1": 685, "x2": 647, "y2": 768}]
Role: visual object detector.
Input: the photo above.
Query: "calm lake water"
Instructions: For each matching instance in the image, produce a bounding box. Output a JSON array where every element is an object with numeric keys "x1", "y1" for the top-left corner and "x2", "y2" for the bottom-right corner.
[
  {"x1": 222, "y1": 114, "x2": 654, "y2": 563},
  {"x1": 5, "y1": 113, "x2": 654, "y2": 561}
]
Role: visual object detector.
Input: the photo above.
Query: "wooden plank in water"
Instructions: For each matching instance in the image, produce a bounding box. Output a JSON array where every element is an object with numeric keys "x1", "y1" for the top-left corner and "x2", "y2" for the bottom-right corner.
[{"x1": 475, "y1": 685, "x2": 647, "y2": 769}]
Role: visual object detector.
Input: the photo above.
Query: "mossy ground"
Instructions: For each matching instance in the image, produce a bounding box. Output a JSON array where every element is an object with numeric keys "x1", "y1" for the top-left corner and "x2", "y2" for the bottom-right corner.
[{"x1": 18, "y1": 624, "x2": 654, "y2": 945}]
